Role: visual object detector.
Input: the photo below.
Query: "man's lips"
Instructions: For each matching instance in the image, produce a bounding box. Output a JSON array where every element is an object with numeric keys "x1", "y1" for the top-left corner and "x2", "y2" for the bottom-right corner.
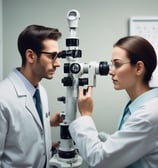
[{"x1": 49, "y1": 68, "x2": 56, "y2": 73}]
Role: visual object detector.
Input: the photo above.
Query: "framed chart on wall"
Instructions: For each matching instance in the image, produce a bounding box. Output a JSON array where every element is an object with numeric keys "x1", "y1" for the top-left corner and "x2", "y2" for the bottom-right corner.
[{"x1": 129, "y1": 16, "x2": 158, "y2": 87}]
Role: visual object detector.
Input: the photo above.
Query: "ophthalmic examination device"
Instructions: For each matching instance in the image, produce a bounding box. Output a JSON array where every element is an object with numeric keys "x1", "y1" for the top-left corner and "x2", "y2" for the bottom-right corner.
[{"x1": 49, "y1": 9, "x2": 109, "y2": 168}]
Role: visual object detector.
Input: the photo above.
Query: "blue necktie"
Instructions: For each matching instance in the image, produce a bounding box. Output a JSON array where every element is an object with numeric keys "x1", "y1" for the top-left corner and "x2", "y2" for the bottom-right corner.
[
  {"x1": 34, "y1": 89, "x2": 43, "y2": 125},
  {"x1": 118, "y1": 101, "x2": 131, "y2": 130}
]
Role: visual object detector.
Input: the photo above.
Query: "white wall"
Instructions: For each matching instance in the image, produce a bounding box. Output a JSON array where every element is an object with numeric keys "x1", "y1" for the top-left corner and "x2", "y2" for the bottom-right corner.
[
  {"x1": 0, "y1": 0, "x2": 3, "y2": 80},
  {"x1": 2, "y1": 0, "x2": 158, "y2": 152}
]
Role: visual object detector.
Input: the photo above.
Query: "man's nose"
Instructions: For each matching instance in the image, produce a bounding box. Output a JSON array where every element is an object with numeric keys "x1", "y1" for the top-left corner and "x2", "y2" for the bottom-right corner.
[{"x1": 53, "y1": 58, "x2": 61, "y2": 67}]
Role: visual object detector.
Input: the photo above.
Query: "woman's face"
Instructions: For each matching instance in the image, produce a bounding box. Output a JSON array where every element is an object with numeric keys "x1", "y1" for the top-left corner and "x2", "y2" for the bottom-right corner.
[{"x1": 109, "y1": 46, "x2": 137, "y2": 91}]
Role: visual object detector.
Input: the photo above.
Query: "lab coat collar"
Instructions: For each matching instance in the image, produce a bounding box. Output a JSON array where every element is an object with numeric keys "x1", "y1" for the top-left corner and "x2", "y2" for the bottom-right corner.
[{"x1": 129, "y1": 88, "x2": 158, "y2": 114}]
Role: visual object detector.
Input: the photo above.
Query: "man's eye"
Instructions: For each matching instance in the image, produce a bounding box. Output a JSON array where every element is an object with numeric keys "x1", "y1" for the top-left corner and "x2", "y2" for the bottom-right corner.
[{"x1": 51, "y1": 52, "x2": 58, "y2": 59}]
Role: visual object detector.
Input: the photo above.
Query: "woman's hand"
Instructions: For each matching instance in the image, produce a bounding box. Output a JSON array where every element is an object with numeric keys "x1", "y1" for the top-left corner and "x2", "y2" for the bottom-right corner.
[{"x1": 78, "y1": 86, "x2": 93, "y2": 116}]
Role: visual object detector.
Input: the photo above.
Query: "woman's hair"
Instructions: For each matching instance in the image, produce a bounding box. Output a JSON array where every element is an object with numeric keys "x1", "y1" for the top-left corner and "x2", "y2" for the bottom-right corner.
[
  {"x1": 114, "y1": 36, "x2": 157, "y2": 83},
  {"x1": 17, "y1": 24, "x2": 62, "y2": 66}
]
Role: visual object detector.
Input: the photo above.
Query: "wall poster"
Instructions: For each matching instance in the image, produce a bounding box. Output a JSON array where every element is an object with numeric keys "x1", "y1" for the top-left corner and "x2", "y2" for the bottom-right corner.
[{"x1": 129, "y1": 16, "x2": 158, "y2": 87}]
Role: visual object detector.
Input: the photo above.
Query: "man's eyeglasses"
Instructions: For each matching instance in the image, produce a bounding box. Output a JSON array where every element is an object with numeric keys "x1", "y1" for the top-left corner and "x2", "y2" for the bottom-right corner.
[
  {"x1": 39, "y1": 51, "x2": 59, "y2": 61},
  {"x1": 110, "y1": 61, "x2": 131, "y2": 69}
]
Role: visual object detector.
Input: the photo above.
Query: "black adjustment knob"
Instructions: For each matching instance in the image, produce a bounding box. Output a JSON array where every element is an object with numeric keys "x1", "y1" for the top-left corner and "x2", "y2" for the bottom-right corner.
[
  {"x1": 57, "y1": 97, "x2": 66, "y2": 104},
  {"x1": 61, "y1": 77, "x2": 73, "y2": 86},
  {"x1": 64, "y1": 63, "x2": 70, "y2": 73},
  {"x1": 79, "y1": 78, "x2": 88, "y2": 86}
]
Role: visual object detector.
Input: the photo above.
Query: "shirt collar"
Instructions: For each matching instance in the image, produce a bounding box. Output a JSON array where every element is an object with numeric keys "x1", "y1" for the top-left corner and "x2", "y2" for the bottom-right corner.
[
  {"x1": 14, "y1": 68, "x2": 37, "y2": 97},
  {"x1": 129, "y1": 88, "x2": 158, "y2": 114}
]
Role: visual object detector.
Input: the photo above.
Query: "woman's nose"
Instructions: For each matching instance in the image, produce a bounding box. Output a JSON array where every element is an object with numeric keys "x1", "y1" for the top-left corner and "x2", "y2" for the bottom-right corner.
[{"x1": 109, "y1": 67, "x2": 114, "y2": 76}]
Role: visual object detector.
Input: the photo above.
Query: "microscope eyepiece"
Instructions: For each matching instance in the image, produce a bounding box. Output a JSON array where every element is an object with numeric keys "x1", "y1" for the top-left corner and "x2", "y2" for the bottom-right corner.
[{"x1": 99, "y1": 61, "x2": 109, "y2": 75}]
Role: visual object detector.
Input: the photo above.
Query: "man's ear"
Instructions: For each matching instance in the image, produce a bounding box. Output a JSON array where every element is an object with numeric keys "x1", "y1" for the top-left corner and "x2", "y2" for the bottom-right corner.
[
  {"x1": 25, "y1": 49, "x2": 36, "y2": 63},
  {"x1": 135, "y1": 61, "x2": 145, "y2": 76}
]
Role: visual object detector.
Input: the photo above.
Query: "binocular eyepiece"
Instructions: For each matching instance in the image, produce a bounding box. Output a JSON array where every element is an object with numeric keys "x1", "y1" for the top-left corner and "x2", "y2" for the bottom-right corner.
[
  {"x1": 61, "y1": 61, "x2": 109, "y2": 87},
  {"x1": 64, "y1": 61, "x2": 109, "y2": 75}
]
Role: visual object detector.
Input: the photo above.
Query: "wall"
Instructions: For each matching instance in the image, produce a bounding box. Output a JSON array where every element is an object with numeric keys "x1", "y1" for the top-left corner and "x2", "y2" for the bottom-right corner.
[
  {"x1": 0, "y1": 0, "x2": 3, "y2": 80},
  {"x1": 2, "y1": 0, "x2": 158, "y2": 166}
]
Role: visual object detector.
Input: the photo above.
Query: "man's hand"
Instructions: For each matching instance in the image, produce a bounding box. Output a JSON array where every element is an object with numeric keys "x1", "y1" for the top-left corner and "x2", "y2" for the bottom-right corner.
[{"x1": 50, "y1": 112, "x2": 63, "y2": 126}]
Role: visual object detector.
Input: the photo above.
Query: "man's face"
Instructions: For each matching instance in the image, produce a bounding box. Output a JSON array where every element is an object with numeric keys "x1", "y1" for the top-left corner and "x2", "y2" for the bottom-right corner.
[{"x1": 33, "y1": 39, "x2": 61, "y2": 80}]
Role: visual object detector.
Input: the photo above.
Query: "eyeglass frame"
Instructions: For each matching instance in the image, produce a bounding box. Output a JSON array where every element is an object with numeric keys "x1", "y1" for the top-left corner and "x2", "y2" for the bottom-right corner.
[
  {"x1": 109, "y1": 61, "x2": 131, "y2": 70},
  {"x1": 39, "y1": 51, "x2": 59, "y2": 61}
]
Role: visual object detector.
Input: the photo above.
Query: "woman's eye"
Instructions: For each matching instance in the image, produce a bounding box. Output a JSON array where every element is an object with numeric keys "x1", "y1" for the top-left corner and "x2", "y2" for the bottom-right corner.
[{"x1": 114, "y1": 62, "x2": 122, "y2": 68}]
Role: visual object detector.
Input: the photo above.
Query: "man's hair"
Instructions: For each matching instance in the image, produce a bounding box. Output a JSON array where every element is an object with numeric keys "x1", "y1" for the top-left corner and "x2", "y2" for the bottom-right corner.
[{"x1": 17, "y1": 24, "x2": 62, "y2": 66}]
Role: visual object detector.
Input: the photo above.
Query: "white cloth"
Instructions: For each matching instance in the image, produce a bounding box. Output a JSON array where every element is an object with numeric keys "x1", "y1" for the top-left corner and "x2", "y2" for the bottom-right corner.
[
  {"x1": 69, "y1": 88, "x2": 158, "y2": 168},
  {"x1": 0, "y1": 70, "x2": 51, "y2": 168}
]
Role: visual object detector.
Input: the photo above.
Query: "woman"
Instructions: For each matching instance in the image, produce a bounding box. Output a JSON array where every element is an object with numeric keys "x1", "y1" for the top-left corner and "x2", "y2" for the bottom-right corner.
[{"x1": 69, "y1": 36, "x2": 158, "y2": 168}]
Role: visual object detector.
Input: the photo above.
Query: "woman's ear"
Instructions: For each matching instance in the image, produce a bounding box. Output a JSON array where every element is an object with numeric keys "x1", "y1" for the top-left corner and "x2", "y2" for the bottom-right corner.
[
  {"x1": 25, "y1": 49, "x2": 36, "y2": 63},
  {"x1": 135, "y1": 61, "x2": 145, "y2": 76}
]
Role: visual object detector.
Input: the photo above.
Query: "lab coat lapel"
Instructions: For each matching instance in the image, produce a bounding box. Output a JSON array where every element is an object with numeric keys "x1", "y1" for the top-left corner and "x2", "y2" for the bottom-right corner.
[
  {"x1": 25, "y1": 95, "x2": 43, "y2": 129},
  {"x1": 9, "y1": 71, "x2": 43, "y2": 129}
]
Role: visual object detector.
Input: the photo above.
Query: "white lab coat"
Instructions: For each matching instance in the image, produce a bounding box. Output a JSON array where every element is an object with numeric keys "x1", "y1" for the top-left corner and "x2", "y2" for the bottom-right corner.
[
  {"x1": 69, "y1": 88, "x2": 158, "y2": 168},
  {"x1": 0, "y1": 71, "x2": 52, "y2": 168}
]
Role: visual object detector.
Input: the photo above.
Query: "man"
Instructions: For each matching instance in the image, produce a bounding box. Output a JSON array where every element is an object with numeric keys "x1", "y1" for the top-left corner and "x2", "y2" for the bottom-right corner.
[{"x1": 0, "y1": 25, "x2": 62, "y2": 168}]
